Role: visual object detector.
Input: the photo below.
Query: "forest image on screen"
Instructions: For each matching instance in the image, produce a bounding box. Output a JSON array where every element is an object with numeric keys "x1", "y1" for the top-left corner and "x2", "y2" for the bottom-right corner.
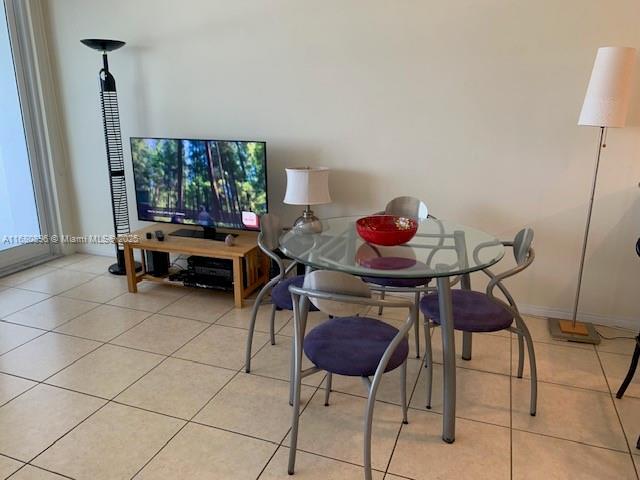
[{"x1": 131, "y1": 138, "x2": 267, "y2": 230}]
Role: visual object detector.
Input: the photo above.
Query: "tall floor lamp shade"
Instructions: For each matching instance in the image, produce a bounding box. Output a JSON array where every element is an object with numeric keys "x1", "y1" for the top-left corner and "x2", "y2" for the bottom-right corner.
[
  {"x1": 81, "y1": 39, "x2": 141, "y2": 275},
  {"x1": 549, "y1": 46, "x2": 637, "y2": 344}
]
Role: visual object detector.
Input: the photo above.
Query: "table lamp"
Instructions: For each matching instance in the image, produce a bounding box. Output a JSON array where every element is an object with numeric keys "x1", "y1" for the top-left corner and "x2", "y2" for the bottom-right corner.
[
  {"x1": 548, "y1": 46, "x2": 637, "y2": 344},
  {"x1": 284, "y1": 167, "x2": 331, "y2": 233}
]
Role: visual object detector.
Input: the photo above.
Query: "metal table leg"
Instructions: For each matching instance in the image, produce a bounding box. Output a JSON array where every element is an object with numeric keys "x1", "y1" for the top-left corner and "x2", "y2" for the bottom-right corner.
[{"x1": 437, "y1": 276, "x2": 456, "y2": 443}]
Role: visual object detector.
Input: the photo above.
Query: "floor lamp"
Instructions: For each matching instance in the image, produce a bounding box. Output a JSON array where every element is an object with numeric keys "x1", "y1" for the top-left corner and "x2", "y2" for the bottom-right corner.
[
  {"x1": 548, "y1": 46, "x2": 637, "y2": 344},
  {"x1": 81, "y1": 38, "x2": 141, "y2": 275}
]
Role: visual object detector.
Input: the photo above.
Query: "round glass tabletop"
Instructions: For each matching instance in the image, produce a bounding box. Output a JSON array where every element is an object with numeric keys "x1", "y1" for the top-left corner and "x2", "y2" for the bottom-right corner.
[{"x1": 279, "y1": 216, "x2": 505, "y2": 278}]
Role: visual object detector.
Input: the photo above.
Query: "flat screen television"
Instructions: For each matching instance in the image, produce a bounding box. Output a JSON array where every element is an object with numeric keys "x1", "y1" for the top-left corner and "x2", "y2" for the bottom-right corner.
[{"x1": 131, "y1": 137, "x2": 267, "y2": 240}]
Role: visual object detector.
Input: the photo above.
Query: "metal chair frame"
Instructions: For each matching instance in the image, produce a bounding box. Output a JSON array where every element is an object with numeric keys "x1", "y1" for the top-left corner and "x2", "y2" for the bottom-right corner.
[
  {"x1": 245, "y1": 214, "x2": 298, "y2": 373},
  {"x1": 288, "y1": 273, "x2": 415, "y2": 480},
  {"x1": 615, "y1": 237, "x2": 640, "y2": 450},
  {"x1": 616, "y1": 334, "x2": 640, "y2": 401},
  {"x1": 422, "y1": 230, "x2": 538, "y2": 416},
  {"x1": 368, "y1": 196, "x2": 459, "y2": 360}
]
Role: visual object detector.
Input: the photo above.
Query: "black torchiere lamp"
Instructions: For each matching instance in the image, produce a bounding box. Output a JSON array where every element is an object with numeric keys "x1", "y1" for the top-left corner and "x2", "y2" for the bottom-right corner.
[{"x1": 81, "y1": 38, "x2": 141, "y2": 275}]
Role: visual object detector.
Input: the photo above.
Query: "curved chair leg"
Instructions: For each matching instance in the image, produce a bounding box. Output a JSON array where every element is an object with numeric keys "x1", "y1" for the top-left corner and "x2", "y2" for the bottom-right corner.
[
  {"x1": 363, "y1": 366, "x2": 390, "y2": 480},
  {"x1": 245, "y1": 280, "x2": 277, "y2": 373},
  {"x1": 400, "y1": 360, "x2": 408, "y2": 424},
  {"x1": 516, "y1": 332, "x2": 525, "y2": 379},
  {"x1": 521, "y1": 322, "x2": 537, "y2": 416},
  {"x1": 423, "y1": 319, "x2": 433, "y2": 409},
  {"x1": 324, "y1": 372, "x2": 332, "y2": 406},
  {"x1": 616, "y1": 336, "x2": 639, "y2": 399},
  {"x1": 269, "y1": 303, "x2": 277, "y2": 345},
  {"x1": 413, "y1": 292, "x2": 421, "y2": 359},
  {"x1": 378, "y1": 289, "x2": 386, "y2": 316}
]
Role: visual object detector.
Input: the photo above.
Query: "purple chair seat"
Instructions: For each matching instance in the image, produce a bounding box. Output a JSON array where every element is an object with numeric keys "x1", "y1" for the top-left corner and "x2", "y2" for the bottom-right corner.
[
  {"x1": 362, "y1": 276, "x2": 430, "y2": 288},
  {"x1": 420, "y1": 289, "x2": 513, "y2": 332},
  {"x1": 303, "y1": 316, "x2": 409, "y2": 377},
  {"x1": 271, "y1": 275, "x2": 319, "y2": 311}
]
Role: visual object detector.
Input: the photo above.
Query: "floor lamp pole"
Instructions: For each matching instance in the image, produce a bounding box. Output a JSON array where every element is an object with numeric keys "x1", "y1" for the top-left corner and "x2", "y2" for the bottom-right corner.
[
  {"x1": 548, "y1": 128, "x2": 604, "y2": 344},
  {"x1": 571, "y1": 126, "x2": 605, "y2": 324}
]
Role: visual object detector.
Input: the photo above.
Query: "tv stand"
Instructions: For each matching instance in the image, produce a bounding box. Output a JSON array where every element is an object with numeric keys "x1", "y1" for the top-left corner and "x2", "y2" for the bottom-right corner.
[
  {"x1": 171, "y1": 227, "x2": 238, "y2": 242},
  {"x1": 118, "y1": 223, "x2": 268, "y2": 307}
]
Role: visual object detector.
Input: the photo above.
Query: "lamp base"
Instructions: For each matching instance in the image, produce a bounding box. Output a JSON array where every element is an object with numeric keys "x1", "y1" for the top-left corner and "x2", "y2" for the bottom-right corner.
[
  {"x1": 547, "y1": 318, "x2": 601, "y2": 344},
  {"x1": 292, "y1": 209, "x2": 323, "y2": 234}
]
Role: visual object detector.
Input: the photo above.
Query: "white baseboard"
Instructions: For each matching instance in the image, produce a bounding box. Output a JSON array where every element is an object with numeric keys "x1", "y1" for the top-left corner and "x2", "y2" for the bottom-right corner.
[{"x1": 520, "y1": 304, "x2": 639, "y2": 332}]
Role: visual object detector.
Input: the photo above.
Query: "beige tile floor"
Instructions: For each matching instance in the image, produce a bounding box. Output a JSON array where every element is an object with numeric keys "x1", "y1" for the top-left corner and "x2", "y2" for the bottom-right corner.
[{"x1": 0, "y1": 254, "x2": 637, "y2": 479}]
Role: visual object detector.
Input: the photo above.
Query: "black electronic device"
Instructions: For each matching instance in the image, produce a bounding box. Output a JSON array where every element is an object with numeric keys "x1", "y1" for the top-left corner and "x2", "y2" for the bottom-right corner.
[
  {"x1": 171, "y1": 229, "x2": 237, "y2": 242},
  {"x1": 183, "y1": 255, "x2": 247, "y2": 291},
  {"x1": 155, "y1": 230, "x2": 165, "y2": 241},
  {"x1": 145, "y1": 251, "x2": 170, "y2": 276},
  {"x1": 145, "y1": 232, "x2": 152, "y2": 239}
]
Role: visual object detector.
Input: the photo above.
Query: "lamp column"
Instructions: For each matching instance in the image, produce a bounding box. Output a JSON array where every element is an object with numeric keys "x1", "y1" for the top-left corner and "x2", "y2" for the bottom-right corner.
[
  {"x1": 81, "y1": 38, "x2": 141, "y2": 275},
  {"x1": 548, "y1": 46, "x2": 637, "y2": 344}
]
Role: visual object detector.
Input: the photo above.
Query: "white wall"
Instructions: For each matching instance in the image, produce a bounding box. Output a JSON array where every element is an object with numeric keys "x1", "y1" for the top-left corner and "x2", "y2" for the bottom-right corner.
[{"x1": 43, "y1": 0, "x2": 640, "y2": 328}]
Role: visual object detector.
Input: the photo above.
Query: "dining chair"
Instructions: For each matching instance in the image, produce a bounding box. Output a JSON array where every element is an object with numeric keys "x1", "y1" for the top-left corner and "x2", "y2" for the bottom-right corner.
[
  {"x1": 420, "y1": 228, "x2": 538, "y2": 416},
  {"x1": 363, "y1": 196, "x2": 432, "y2": 358},
  {"x1": 615, "y1": 237, "x2": 640, "y2": 450},
  {"x1": 244, "y1": 213, "x2": 317, "y2": 373},
  {"x1": 288, "y1": 270, "x2": 415, "y2": 480}
]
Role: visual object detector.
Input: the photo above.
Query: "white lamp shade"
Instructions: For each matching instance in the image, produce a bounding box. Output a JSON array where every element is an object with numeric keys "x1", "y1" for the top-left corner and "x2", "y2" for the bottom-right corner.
[
  {"x1": 578, "y1": 46, "x2": 637, "y2": 128},
  {"x1": 284, "y1": 167, "x2": 331, "y2": 206}
]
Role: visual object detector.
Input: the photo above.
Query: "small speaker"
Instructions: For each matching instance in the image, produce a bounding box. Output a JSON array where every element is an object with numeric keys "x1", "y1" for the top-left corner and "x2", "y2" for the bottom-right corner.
[{"x1": 145, "y1": 251, "x2": 170, "y2": 277}]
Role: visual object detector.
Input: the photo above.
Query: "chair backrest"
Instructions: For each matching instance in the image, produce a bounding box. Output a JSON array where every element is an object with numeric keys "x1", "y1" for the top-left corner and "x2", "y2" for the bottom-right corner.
[
  {"x1": 302, "y1": 270, "x2": 370, "y2": 317},
  {"x1": 484, "y1": 227, "x2": 535, "y2": 311},
  {"x1": 384, "y1": 196, "x2": 429, "y2": 220},
  {"x1": 259, "y1": 213, "x2": 282, "y2": 252},
  {"x1": 513, "y1": 228, "x2": 534, "y2": 265}
]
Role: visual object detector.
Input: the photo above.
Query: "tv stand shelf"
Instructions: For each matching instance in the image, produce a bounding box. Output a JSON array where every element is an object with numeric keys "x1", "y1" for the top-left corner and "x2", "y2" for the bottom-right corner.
[{"x1": 119, "y1": 223, "x2": 269, "y2": 307}]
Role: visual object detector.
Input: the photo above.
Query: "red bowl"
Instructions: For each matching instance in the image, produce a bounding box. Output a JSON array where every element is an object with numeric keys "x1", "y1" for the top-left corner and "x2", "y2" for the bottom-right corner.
[{"x1": 356, "y1": 215, "x2": 418, "y2": 246}]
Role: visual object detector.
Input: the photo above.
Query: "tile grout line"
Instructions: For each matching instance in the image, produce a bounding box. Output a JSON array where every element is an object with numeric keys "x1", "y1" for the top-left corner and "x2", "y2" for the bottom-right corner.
[
  {"x1": 0, "y1": 275, "x2": 238, "y2": 384},
  {"x1": 593, "y1": 343, "x2": 640, "y2": 479},
  {"x1": 0, "y1": 265, "x2": 139, "y2": 357},
  {"x1": 254, "y1": 379, "x2": 326, "y2": 479},
  {"x1": 3, "y1": 281, "x2": 630, "y2": 398},
  {"x1": 509, "y1": 427, "x2": 635, "y2": 456},
  {"x1": 0, "y1": 294, "x2": 159, "y2": 409},
  {"x1": 128, "y1": 328, "x2": 289, "y2": 479},
  {"x1": 255, "y1": 375, "x2": 401, "y2": 479},
  {"x1": 8, "y1": 463, "x2": 76, "y2": 480},
  {"x1": 382, "y1": 351, "x2": 423, "y2": 480},
  {"x1": 6, "y1": 285, "x2": 202, "y2": 475},
  {"x1": 2, "y1": 257, "x2": 637, "y2": 477}
]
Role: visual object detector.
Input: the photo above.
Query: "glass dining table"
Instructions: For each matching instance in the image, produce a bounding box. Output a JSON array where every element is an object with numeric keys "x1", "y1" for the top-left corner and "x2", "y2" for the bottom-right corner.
[{"x1": 279, "y1": 215, "x2": 505, "y2": 443}]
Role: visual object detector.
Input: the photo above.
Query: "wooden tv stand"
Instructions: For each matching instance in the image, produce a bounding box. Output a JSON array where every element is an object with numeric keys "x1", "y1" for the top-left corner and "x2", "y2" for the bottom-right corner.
[{"x1": 119, "y1": 223, "x2": 269, "y2": 308}]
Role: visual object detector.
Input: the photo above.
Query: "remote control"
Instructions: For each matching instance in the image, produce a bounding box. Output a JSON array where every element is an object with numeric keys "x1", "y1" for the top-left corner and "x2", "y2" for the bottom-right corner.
[{"x1": 155, "y1": 230, "x2": 165, "y2": 241}]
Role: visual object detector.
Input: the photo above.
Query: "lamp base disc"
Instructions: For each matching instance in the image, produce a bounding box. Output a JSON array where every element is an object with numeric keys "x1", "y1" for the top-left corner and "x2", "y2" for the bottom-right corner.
[
  {"x1": 558, "y1": 320, "x2": 589, "y2": 336},
  {"x1": 548, "y1": 318, "x2": 601, "y2": 344},
  {"x1": 108, "y1": 261, "x2": 142, "y2": 276}
]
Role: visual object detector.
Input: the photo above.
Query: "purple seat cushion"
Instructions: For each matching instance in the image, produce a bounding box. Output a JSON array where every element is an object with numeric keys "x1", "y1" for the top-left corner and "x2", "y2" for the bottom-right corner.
[
  {"x1": 362, "y1": 276, "x2": 430, "y2": 288},
  {"x1": 303, "y1": 316, "x2": 409, "y2": 377},
  {"x1": 271, "y1": 275, "x2": 318, "y2": 311},
  {"x1": 420, "y1": 290, "x2": 513, "y2": 332}
]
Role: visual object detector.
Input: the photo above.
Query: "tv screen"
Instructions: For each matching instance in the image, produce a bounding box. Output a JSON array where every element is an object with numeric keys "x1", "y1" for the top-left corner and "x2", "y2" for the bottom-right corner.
[{"x1": 131, "y1": 137, "x2": 267, "y2": 231}]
